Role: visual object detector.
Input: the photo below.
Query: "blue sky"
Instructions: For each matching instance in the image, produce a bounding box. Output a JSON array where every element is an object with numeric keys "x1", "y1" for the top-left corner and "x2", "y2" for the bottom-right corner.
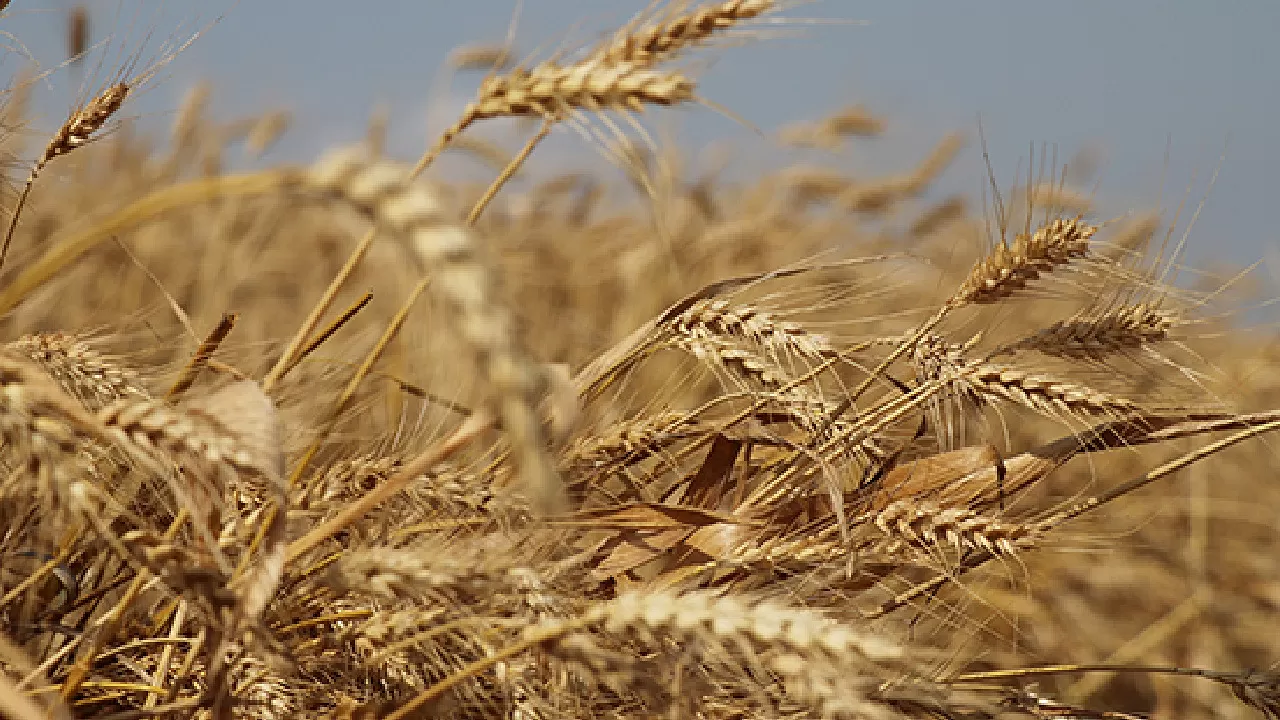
[{"x1": 5, "y1": 1, "x2": 1280, "y2": 279}]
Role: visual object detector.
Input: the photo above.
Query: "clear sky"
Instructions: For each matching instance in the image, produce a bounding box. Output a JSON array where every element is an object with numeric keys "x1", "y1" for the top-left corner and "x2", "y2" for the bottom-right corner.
[{"x1": 5, "y1": 1, "x2": 1280, "y2": 280}]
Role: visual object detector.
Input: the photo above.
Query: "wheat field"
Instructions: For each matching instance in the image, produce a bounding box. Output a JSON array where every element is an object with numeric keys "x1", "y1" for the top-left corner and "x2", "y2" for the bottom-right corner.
[{"x1": 0, "y1": 2, "x2": 1279, "y2": 719}]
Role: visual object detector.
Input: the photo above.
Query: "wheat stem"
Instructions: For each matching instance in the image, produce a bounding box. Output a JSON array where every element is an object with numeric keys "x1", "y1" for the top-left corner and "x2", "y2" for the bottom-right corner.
[
  {"x1": 262, "y1": 228, "x2": 378, "y2": 392},
  {"x1": 167, "y1": 313, "x2": 236, "y2": 399},
  {"x1": 467, "y1": 116, "x2": 554, "y2": 226},
  {"x1": 284, "y1": 291, "x2": 373, "y2": 377}
]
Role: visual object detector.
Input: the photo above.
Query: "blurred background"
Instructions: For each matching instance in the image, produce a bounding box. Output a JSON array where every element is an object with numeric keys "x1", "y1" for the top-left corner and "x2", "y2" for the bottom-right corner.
[{"x1": 3, "y1": 1, "x2": 1279, "y2": 274}]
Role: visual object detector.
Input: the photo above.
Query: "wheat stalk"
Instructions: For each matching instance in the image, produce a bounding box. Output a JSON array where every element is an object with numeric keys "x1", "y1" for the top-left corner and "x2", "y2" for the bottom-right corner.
[{"x1": 0, "y1": 83, "x2": 129, "y2": 270}]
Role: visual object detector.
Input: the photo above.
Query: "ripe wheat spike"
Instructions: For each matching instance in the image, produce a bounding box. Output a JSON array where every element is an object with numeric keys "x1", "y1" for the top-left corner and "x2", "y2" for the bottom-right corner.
[{"x1": 307, "y1": 147, "x2": 563, "y2": 515}]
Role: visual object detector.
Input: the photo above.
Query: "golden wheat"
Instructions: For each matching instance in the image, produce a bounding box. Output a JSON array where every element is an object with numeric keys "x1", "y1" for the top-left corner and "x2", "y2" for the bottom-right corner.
[{"x1": 0, "y1": 3, "x2": 1276, "y2": 719}]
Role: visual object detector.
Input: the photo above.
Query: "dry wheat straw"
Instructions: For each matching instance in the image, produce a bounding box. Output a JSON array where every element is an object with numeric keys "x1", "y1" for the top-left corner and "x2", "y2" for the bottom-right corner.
[
  {"x1": 293, "y1": 292, "x2": 373, "y2": 368},
  {"x1": 167, "y1": 313, "x2": 237, "y2": 399}
]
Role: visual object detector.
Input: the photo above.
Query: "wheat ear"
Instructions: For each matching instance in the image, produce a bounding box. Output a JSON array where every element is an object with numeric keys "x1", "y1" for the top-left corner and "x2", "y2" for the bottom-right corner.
[
  {"x1": 414, "y1": 61, "x2": 695, "y2": 177},
  {"x1": 595, "y1": 0, "x2": 775, "y2": 67},
  {"x1": 8, "y1": 332, "x2": 149, "y2": 410},
  {"x1": 0, "y1": 353, "x2": 112, "y2": 505},
  {"x1": 961, "y1": 362, "x2": 1139, "y2": 418},
  {"x1": 672, "y1": 298, "x2": 833, "y2": 358},
  {"x1": 308, "y1": 147, "x2": 562, "y2": 515},
  {"x1": 997, "y1": 301, "x2": 1176, "y2": 360},
  {"x1": 0, "y1": 83, "x2": 129, "y2": 271},
  {"x1": 952, "y1": 216, "x2": 1096, "y2": 306},
  {"x1": 815, "y1": 216, "x2": 1098, "y2": 435},
  {"x1": 871, "y1": 500, "x2": 1045, "y2": 557}
]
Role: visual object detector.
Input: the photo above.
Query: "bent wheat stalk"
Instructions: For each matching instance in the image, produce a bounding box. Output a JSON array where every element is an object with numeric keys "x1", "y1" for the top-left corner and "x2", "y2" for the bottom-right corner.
[{"x1": 308, "y1": 147, "x2": 563, "y2": 515}]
